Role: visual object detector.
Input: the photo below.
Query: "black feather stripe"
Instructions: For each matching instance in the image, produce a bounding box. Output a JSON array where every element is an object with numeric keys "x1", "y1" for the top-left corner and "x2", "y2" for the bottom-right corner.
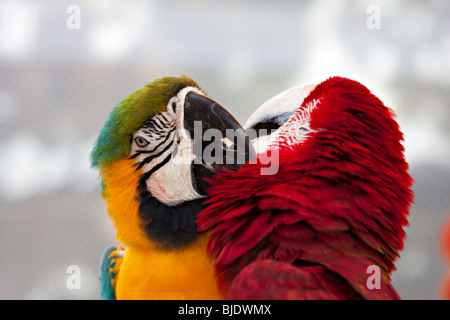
[
  {"x1": 137, "y1": 149, "x2": 173, "y2": 183},
  {"x1": 130, "y1": 128, "x2": 175, "y2": 159},
  {"x1": 135, "y1": 135, "x2": 176, "y2": 170},
  {"x1": 141, "y1": 113, "x2": 174, "y2": 135},
  {"x1": 159, "y1": 113, "x2": 169, "y2": 123},
  {"x1": 152, "y1": 118, "x2": 163, "y2": 130}
]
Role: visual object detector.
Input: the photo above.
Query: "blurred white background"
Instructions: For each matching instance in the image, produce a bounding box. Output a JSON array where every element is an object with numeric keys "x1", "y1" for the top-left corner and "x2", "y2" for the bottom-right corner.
[{"x1": 0, "y1": 0, "x2": 449, "y2": 299}]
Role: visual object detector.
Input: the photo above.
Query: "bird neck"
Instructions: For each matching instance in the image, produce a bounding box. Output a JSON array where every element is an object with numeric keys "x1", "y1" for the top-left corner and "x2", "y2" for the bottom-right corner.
[
  {"x1": 100, "y1": 158, "x2": 205, "y2": 250},
  {"x1": 137, "y1": 189, "x2": 206, "y2": 250}
]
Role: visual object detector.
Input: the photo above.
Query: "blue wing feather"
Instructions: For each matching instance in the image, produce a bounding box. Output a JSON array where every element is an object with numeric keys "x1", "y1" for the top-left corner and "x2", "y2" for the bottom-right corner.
[{"x1": 99, "y1": 246, "x2": 119, "y2": 300}]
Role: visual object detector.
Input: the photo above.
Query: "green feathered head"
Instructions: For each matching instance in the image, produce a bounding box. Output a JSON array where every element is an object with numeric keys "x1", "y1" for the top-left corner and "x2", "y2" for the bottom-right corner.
[{"x1": 91, "y1": 76, "x2": 200, "y2": 168}]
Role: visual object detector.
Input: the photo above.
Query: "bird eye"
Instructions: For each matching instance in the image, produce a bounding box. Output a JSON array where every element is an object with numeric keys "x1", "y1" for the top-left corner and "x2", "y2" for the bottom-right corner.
[
  {"x1": 250, "y1": 121, "x2": 280, "y2": 138},
  {"x1": 135, "y1": 137, "x2": 150, "y2": 147}
]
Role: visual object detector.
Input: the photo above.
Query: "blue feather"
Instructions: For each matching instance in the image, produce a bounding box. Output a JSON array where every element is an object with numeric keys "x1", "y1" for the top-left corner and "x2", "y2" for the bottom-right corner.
[{"x1": 99, "y1": 246, "x2": 118, "y2": 300}]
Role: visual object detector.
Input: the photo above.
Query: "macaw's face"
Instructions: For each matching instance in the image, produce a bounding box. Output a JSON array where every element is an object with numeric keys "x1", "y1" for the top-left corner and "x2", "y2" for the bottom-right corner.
[
  {"x1": 130, "y1": 85, "x2": 255, "y2": 205},
  {"x1": 245, "y1": 77, "x2": 405, "y2": 162},
  {"x1": 92, "y1": 76, "x2": 255, "y2": 249}
]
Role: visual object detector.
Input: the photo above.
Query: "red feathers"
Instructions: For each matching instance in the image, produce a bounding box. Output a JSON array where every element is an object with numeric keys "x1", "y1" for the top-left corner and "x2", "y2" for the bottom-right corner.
[
  {"x1": 228, "y1": 260, "x2": 362, "y2": 300},
  {"x1": 197, "y1": 77, "x2": 414, "y2": 299},
  {"x1": 440, "y1": 217, "x2": 450, "y2": 299}
]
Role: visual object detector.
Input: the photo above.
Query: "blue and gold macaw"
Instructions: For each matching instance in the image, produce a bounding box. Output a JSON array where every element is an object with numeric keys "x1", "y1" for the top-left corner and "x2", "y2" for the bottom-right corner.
[{"x1": 92, "y1": 76, "x2": 253, "y2": 299}]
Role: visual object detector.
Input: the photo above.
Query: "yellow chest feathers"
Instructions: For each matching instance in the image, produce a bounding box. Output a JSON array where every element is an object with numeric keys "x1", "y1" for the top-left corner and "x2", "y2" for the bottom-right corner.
[
  {"x1": 100, "y1": 159, "x2": 223, "y2": 299},
  {"x1": 116, "y1": 233, "x2": 224, "y2": 300}
]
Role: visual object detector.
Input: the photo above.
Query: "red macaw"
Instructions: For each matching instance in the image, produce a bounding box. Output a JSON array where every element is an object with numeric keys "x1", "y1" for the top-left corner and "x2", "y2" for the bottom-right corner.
[
  {"x1": 197, "y1": 76, "x2": 414, "y2": 299},
  {"x1": 440, "y1": 216, "x2": 450, "y2": 299}
]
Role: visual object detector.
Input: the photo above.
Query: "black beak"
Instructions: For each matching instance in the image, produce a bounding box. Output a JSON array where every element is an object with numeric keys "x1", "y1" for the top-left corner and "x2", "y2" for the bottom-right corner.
[{"x1": 183, "y1": 92, "x2": 256, "y2": 195}]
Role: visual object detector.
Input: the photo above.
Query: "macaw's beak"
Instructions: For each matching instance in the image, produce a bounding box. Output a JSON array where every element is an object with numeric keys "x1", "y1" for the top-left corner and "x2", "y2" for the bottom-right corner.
[{"x1": 183, "y1": 92, "x2": 256, "y2": 195}]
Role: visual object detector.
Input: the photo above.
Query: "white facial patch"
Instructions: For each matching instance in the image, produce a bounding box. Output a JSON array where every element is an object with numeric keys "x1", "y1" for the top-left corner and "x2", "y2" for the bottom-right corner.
[
  {"x1": 271, "y1": 98, "x2": 320, "y2": 150},
  {"x1": 146, "y1": 134, "x2": 202, "y2": 206},
  {"x1": 244, "y1": 84, "x2": 316, "y2": 131},
  {"x1": 246, "y1": 84, "x2": 317, "y2": 155},
  {"x1": 130, "y1": 86, "x2": 207, "y2": 206}
]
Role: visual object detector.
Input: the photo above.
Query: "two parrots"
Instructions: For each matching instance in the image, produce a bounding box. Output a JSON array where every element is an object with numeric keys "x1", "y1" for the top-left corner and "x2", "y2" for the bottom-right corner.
[{"x1": 92, "y1": 76, "x2": 413, "y2": 300}]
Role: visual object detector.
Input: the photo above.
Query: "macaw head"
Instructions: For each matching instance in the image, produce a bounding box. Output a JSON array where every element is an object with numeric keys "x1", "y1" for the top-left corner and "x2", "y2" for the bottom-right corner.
[
  {"x1": 92, "y1": 76, "x2": 253, "y2": 250},
  {"x1": 198, "y1": 77, "x2": 414, "y2": 298},
  {"x1": 245, "y1": 76, "x2": 413, "y2": 244},
  {"x1": 244, "y1": 78, "x2": 407, "y2": 163}
]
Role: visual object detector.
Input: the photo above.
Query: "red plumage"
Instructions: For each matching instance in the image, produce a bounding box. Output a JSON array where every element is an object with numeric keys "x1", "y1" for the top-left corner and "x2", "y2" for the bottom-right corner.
[
  {"x1": 440, "y1": 217, "x2": 450, "y2": 299},
  {"x1": 197, "y1": 77, "x2": 414, "y2": 299}
]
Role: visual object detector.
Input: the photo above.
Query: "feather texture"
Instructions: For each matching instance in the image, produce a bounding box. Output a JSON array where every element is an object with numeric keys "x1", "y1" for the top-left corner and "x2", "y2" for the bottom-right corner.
[
  {"x1": 197, "y1": 76, "x2": 414, "y2": 299},
  {"x1": 91, "y1": 76, "x2": 199, "y2": 168},
  {"x1": 440, "y1": 216, "x2": 450, "y2": 299}
]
